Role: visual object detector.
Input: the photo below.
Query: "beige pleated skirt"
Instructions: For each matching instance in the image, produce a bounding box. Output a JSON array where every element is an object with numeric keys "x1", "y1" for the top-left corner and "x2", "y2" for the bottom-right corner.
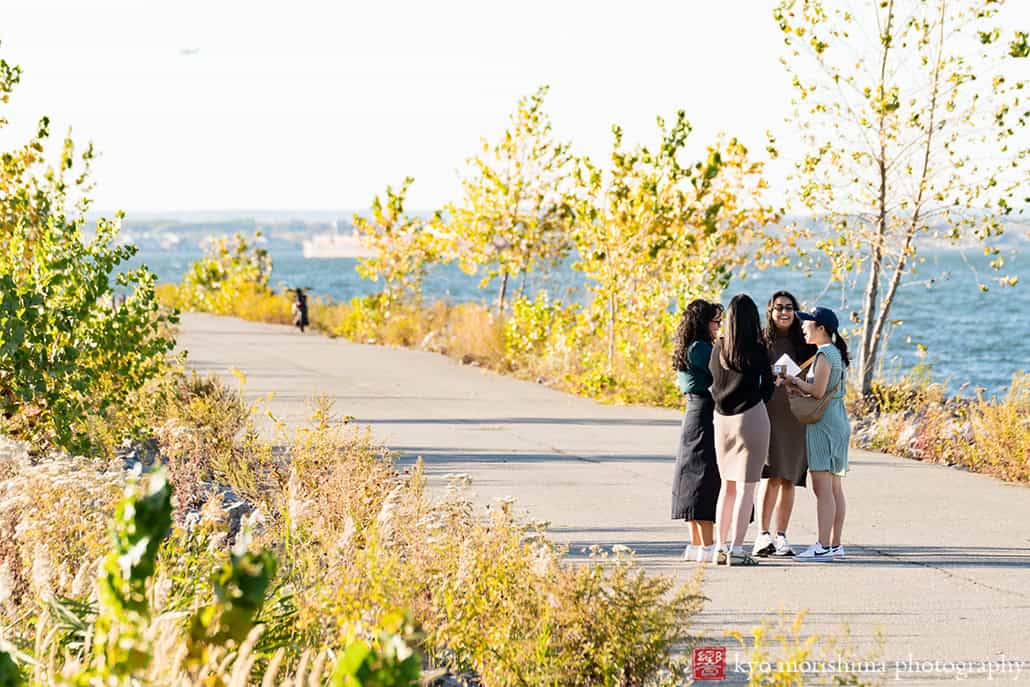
[{"x1": 714, "y1": 401, "x2": 770, "y2": 483}]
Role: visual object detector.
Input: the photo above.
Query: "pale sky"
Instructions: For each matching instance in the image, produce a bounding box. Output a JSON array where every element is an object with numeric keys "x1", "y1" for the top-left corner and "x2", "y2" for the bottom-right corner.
[{"x1": 0, "y1": 1, "x2": 1026, "y2": 214}]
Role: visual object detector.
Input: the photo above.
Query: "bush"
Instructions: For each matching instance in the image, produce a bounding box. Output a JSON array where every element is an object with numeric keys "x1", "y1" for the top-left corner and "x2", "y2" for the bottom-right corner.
[
  {"x1": 504, "y1": 293, "x2": 577, "y2": 373},
  {"x1": 153, "y1": 371, "x2": 259, "y2": 522},
  {"x1": 267, "y1": 400, "x2": 703, "y2": 685},
  {"x1": 958, "y1": 374, "x2": 1030, "y2": 483},
  {"x1": 0, "y1": 56, "x2": 176, "y2": 456},
  {"x1": 849, "y1": 371, "x2": 1030, "y2": 484}
]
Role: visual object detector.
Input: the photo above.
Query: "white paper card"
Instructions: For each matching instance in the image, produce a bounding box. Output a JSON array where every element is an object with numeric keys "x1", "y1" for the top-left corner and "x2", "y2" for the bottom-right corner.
[{"x1": 774, "y1": 353, "x2": 801, "y2": 378}]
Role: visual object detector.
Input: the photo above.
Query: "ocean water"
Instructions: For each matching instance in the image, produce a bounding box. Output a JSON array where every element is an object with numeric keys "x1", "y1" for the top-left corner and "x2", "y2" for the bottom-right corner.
[{"x1": 124, "y1": 229, "x2": 1027, "y2": 397}]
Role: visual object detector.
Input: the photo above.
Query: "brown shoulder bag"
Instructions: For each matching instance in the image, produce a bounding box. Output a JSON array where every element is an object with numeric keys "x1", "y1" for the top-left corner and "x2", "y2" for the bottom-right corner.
[{"x1": 787, "y1": 353, "x2": 841, "y2": 425}]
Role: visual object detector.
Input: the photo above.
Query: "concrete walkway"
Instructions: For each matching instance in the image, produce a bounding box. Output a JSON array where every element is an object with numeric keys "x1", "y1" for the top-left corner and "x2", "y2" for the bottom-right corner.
[{"x1": 178, "y1": 313, "x2": 1030, "y2": 682}]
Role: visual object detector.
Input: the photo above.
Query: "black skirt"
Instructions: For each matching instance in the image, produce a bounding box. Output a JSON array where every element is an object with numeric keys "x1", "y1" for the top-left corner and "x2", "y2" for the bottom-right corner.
[{"x1": 672, "y1": 392, "x2": 721, "y2": 521}]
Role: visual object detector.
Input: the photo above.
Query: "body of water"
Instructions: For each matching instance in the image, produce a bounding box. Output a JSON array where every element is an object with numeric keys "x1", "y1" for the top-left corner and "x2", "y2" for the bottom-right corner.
[{"x1": 123, "y1": 224, "x2": 1027, "y2": 397}]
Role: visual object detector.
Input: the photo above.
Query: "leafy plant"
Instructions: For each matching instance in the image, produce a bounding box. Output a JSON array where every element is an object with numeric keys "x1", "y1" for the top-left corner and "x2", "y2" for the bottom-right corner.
[
  {"x1": 91, "y1": 470, "x2": 173, "y2": 680},
  {"x1": 187, "y1": 547, "x2": 277, "y2": 665},
  {"x1": 354, "y1": 179, "x2": 443, "y2": 311},
  {"x1": 329, "y1": 611, "x2": 422, "y2": 687},
  {"x1": 0, "y1": 53, "x2": 176, "y2": 455},
  {"x1": 0, "y1": 644, "x2": 22, "y2": 687}
]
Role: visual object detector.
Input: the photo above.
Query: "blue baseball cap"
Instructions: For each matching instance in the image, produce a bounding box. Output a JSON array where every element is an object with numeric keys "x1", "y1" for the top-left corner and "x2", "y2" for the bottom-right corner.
[{"x1": 796, "y1": 306, "x2": 839, "y2": 332}]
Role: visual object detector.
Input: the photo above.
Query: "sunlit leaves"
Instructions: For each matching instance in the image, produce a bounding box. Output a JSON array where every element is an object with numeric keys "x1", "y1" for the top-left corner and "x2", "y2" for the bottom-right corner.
[
  {"x1": 571, "y1": 111, "x2": 777, "y2": 372},
  {"x1": 354, "y1": 178, "x2": 442, "y2": 311},
  {"x1": 776, "y1": 0, "x2": 1028, "y2": 393},
  {"x1": 1009, "y1": 30, "x2": 1029, "y2": 57},
  {"x1": 444, "y1": 86, "x2": 577, "y2": 313}
]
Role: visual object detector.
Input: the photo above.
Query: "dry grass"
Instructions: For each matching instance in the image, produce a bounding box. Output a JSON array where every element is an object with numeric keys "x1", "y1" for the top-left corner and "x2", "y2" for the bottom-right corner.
[
  {"x1": 0, "y1": 437, "x2": 123, "y2": 608},
  {"x1": 0, "y1": 382, "x2": 704, "y2": 686},
  {"x1": 849, "y1": 371, "x2": 1030, "y2": 484}
]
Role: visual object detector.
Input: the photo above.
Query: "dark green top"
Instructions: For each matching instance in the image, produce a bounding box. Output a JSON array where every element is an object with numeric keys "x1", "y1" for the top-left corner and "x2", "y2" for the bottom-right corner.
[{"x1": 676, "y1": 340, "x2": 714, "y2": 395}]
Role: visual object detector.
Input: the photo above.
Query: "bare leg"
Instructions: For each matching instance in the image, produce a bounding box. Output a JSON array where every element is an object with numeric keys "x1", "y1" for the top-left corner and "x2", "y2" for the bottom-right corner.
[
  {"x1": 830, "y1": 475, "x2": 846, "y2": 547},
  {"x1": 772, "y1": 478, "x2": 796, "y2": 534},
  {"x1": 715, "y1": 480, "x2": 737, "y2": 549},
  {"x1": 731, "y1": 481, "x2": 758, "y2": 548},
  {"x1": 699, "y1": 520, "x2": 714, "y2": 547},
  {"x1": 758, "y1": 478, "x2": 775, "y2": 532},
  {"x1": 810, "y1": 471, "x2": 836, "y2": 545},
  {"x1": 688, "y1": 521, "x2": 703, "y2": 547}
]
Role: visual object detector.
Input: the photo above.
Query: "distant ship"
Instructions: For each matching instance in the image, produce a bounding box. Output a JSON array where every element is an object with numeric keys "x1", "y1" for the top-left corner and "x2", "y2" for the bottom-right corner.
[
  {"x1": 302, "y1": 224, "x2": 373, "y2": 259},
  {"x1": 159, "y1": 232, "x2": 182, "y2": 250}
]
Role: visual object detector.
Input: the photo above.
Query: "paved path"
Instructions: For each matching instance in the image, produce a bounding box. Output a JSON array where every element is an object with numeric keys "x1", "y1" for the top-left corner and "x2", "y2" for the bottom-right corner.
[{"x1": 178, "y1": 313, "x2": 1030, "y2": 683}]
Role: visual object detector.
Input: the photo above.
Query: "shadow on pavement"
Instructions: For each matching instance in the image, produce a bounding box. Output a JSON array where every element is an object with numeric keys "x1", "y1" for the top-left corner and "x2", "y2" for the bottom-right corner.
[{"x1": 360, "y1": 416, "x2": 681, "y2": 426}]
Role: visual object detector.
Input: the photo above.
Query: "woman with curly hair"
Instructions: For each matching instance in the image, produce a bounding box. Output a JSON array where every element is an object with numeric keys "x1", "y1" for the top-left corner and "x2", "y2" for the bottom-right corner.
[{"x1": 671, "y1": 298, "x2": 723, "y2": 563}]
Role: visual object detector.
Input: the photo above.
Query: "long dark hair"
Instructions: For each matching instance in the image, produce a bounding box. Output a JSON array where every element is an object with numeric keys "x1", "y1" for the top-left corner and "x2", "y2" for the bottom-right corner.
[
  {"x1": 824, "y1": 325, "x2": 851, "y2": 368},
  {"x1": 672, "y1": 299, "x2": 722, "y2": 371},
  {"x1": 764, "y1": 290, "x2": 813, "y2": 357},
  {"x1": 720, "y1": 294, "x2": 765, "y2": 372},
  {"x1": 811, "y1": 310, "x2": 852, "y2": 368}
]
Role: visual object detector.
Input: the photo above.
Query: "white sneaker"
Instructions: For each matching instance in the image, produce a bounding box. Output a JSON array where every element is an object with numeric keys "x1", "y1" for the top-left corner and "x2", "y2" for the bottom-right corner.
[
  {"x1": 752, "y1": 532, "x2": 775, "y2": 557},
  {"x1": 796, "y1": 542, "x2": 834, "y2": 561},
  {"x1": 830, "y1": 545, "x2": 846, "y2": 559},
  {"x1": 772, "y1": 533, "x2": 795, "y2": 557},
  {"x1": 697, "y1": 544, "x2": 715, "y2": 564},
  {"x1": 682, "y1": 544, "x2": 697, "y2": 562}
]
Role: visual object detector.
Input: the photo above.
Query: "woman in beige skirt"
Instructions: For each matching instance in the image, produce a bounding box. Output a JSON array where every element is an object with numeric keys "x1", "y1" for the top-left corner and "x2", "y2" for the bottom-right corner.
[{"x1": 708, "y1": 294, "x2": 775, "y2": 566}]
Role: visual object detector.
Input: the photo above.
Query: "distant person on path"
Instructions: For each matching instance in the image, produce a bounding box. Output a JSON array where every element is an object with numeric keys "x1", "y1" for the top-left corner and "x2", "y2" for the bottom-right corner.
[
  {"x1": 709, "y1": 294, "x2": 775, "y2": 566},
  {"x1": 784, "y1": 306, "x2": 851, "y2": 562},
  {"x1": 753, "y1": 291, "x2": 816, "y2": 559},
  {"x1": 671, "y1": 299, "x2": 724, "y2": 564},
  {"x1": 292, "y1": 288, "x2": 309, "y2": 333}
]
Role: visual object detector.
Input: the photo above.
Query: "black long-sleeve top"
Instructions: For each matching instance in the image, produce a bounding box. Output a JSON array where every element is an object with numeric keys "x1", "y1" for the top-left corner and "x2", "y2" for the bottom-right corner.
[{"x1": 709, "y1": 340, "x2": 775, "y2": 416}]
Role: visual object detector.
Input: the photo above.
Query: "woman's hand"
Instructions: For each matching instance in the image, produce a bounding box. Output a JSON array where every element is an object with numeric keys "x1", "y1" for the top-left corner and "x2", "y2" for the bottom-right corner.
[{"x1": 784, "y1": 375, "x2": 807, "y2": 396}]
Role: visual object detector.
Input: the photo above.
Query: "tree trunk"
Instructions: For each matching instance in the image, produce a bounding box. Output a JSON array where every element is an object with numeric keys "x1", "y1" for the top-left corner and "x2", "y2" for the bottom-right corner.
[
  {"x1": 607, "y1": 291, "x2": 616, "y2": 374},
  {"x1": 517, "y1": 268, "x2": 528, "y2": 300},
  {"x1": 867, "y1": 236, "x2": 912, "y2": 371},
  {"x1": 866, "y1": 0, "x2": 945, "y2": 378},
  {"x1": 858, "y1": 0, "x2": 895, "y2": 397},
  {"x1": 858, "y1": 243, "x2": 884, "y2": 395},
  {"x1": 496, "y1": 271, "x2": 509, "y2": 317}
]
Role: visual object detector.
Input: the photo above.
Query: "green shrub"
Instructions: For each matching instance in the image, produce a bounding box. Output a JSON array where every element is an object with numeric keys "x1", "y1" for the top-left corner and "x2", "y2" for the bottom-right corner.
[
  {"x1": 505, "y1": 292, "x2": 576, "y2": 372},
  {"x1": 0, "y1": 56, "x2": 176, "y2": 455}
]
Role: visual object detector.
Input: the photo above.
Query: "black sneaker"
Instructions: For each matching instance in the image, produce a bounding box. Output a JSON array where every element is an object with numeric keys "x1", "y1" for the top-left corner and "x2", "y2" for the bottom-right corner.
[{"x1": 751, "y1": 532, "x2": 775, "y2": 557}]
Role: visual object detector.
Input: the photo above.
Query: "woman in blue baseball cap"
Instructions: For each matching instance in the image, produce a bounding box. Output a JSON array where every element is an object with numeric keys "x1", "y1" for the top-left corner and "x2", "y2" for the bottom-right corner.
[{"x1": 784, "y1": 305, "x2": 851, "y2": 561}]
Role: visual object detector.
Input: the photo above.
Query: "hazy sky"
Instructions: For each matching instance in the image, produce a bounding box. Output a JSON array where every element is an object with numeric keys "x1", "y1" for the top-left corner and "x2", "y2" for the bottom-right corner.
[{"x1": 0, "y1": 1, "x2": 1026, "y2": 214}]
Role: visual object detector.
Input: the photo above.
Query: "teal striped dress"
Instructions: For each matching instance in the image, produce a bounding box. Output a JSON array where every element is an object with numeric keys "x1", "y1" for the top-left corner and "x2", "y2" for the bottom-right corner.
[{"x1": 804, "y1": 344, "x2": 850, "y2": 475}]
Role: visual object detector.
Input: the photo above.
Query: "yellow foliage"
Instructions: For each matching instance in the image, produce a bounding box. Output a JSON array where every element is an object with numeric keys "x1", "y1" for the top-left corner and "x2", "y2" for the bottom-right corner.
[{"x1": 725, "y1": 610, "x2": 884, "y2": 686}]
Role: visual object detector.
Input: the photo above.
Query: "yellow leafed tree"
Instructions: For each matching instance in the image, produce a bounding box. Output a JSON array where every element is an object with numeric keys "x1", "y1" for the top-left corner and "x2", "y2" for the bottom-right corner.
[{"x1": 445, "y1": 86, "x2": 577, "y2": 314}]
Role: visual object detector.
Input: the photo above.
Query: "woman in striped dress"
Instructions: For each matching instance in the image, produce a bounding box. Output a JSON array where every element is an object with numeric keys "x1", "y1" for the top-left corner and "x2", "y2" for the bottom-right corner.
[{"x1": 785, "y1": 306, "x2": 851, "y2": 561}]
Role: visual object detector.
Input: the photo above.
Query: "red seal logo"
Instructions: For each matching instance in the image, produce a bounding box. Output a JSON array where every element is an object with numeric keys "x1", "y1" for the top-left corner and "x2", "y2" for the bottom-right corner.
[{"x1": 693, "y1": 646, "x2": 727, "y2": 681}]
